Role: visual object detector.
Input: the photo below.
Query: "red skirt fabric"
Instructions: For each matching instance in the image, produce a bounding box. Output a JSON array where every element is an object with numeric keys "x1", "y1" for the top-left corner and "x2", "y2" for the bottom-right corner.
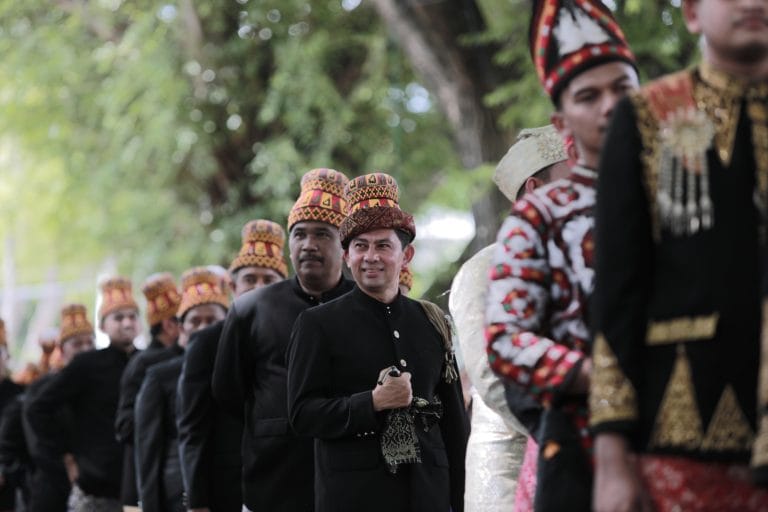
[{"x1": 639, "y1": 455, "x2": 768, "y2": 512}]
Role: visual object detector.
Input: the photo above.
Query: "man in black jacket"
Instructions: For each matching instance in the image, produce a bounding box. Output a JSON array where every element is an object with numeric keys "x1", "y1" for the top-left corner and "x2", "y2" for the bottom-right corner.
[
  {"x1": 26, "y1": 277, "x2": 139, "y2": 512},
  {"x1": 0, "y1": 319, "x2": 25, "y2": 511},
  {"x1": 135, "y1": 266, "x2": 230, "y2": 512},
  {"x1": 212, "y1": 169, "x2": 354, "y2": 512},
  {"x1": 115, "y1": 272, "x2": 182, "y2": 507},
  {"x1": 22, "y1": 304, "x2": 95, "y2": 512},
  {"x1": 178, "y1": 220, "x2": 289, "y2": 511},
  {"x1": 287, "y1": 173, "x2": 469, "y2": 512}
]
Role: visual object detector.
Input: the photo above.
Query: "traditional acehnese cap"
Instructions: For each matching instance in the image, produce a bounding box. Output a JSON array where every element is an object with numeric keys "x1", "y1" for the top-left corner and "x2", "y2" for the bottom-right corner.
[
  {"x1": 530, "y1": 0, "x2": 636, "y2": 101},
  {"x1": 59, "y1": 304, "x2": 94, "y2": 343},
  {"x1": 229, "y1": 220, "x2": 288, "y2": 277},
  {"x1": 495, "y1": 125, "x2": 568, "y2": 201},
  {"x1": 177, "y1": 267, "x2": 230, "y2": 320},
  {"x1": 0, "y1": 318, "x2": 6, "y2": 347},
  {"x1": 399, "y1": 265, "x2": 413, "y2": 292},
  {"x1": 339, "y1": 172, "x2": 416, "y2": 248},
  {"x1": 287, "y1": 168, "x2": 350, "y2": 231},
  {"x1": 98, "y1": 276, "x2": 139, "y2": 321},
  {"x1": 141, "y1": 273, "x2": 182, "y2": 327}
]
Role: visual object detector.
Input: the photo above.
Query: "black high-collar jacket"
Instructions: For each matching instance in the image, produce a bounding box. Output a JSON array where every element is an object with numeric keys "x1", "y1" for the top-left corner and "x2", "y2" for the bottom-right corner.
[
  {"x1": 211, "y1": 275, "x2": 354, "y2": 511},
  {"x1": 25, "y1": 345, "x2": 133, "y2": 499}
]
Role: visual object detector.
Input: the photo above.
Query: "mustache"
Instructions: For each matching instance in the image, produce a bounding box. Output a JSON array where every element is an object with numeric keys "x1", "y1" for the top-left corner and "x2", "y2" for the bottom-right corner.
[
  {"x1": 299, "y1": 255, "x2": 323, "y2": 262},
  {"x1": 733, "y1": 13, "x2": 768, "y2": 25}
]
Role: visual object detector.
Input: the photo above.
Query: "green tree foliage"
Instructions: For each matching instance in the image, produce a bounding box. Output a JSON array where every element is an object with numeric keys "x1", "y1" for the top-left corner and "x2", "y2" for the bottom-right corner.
[
  {"x1": 478, "y1": 0, "x2": 696, "y2": 131},
  {"x1": 0, "y1": 0, "x2": 698, "y2": 294},
  {"x1": 0, "y1": 0, "x2": 460, "y2": 286}
]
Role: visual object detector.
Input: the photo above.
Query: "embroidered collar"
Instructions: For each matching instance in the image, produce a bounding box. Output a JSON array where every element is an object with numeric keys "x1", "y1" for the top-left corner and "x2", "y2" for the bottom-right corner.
[
  {"x1": 698, "y1": 61, "x2": 768, "y2": 100},
  {"x1": 695, "y1": 63, "x2": 768, "y2": 202}
]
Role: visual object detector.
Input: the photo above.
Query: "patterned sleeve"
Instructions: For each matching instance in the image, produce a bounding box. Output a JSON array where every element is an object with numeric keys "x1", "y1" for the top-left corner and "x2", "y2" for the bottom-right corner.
[{"x1": 485, "y1": 200, "x2": 584, "y2": 406}]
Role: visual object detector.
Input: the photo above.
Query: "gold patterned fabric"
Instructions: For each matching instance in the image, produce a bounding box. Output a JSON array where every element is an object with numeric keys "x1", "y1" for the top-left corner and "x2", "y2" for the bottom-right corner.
[
  {"x1": 58, "y1": 303, "x2": 94, "y2": 343},
  {"x1": 494, "y1": 125, "x2": 567, "y2": 202},
  {"x1": 141, "y1": 272, "x2": 182, "y2": 326},
  {"x1": 229, "y1": 219, "x2": 288, "y2": 277},
  {"x1": 701, "y1": 385, "x2": 754, "y2": 452},
  {"x1": 287, "y1": 168, "x2": 350, "y2": 231},
  {"x1": 633, "y1": 64, "x2": 768, "y2": 239},
  {"x1": 339, "y1": 172, "x2": 415, "y2": 247},
  {"x1": 98, "y1": 276, "x2": 139, "y2": 321},
  {"x1": 649, "y1": 345, "x2": 704, "y2": 450},
  {"x1": 648, "y1": 346, "x2": 755, "y2": 453},
  {"x1": 380, "y1": 396, "x2": 442, "y2": 474},
  {"x1": 645, "y1": 314, "x2": 719, "y2": 346},
  {"x1": 177, "y1": 267, "x2": 230, "y2": 320},
  {"x1": 753, "y1": 300, "x2": 768, "y2": 469},
  {"x1": 589, "y1": 333, "x2": 638, "y2": 426}
]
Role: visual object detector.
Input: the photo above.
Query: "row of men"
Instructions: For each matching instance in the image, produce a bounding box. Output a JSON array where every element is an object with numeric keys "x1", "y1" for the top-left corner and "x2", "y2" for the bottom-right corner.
[
  {"x1": 0, "y1": 0, "x2": 766, "y2": 511},
  {"x1": 0, "y1": 164, "x2": 470, "y2": 512},
  {"x1": 457, "y1": 0, "x2": 768, "y2": 511}
]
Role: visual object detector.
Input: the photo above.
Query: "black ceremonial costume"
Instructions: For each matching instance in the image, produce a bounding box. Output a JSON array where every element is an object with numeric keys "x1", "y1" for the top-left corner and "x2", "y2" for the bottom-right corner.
[
  {"x1": 287, "y1": 287, "x2": 468, "y2": 512},
  {"x1": 212, "y1": 276, "x2": 354, "y2": 511}
]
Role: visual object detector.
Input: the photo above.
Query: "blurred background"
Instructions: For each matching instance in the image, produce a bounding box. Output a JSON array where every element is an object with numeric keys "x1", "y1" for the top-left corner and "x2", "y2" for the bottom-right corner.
[{"x1": 0, "y1": 0, "x2": 695, "y2": 365}]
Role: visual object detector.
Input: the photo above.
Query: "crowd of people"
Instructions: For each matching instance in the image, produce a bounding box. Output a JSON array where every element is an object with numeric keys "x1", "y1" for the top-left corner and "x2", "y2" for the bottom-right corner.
[{"x1": 0, "y1": 0, "x2": 766, "y2": 510}]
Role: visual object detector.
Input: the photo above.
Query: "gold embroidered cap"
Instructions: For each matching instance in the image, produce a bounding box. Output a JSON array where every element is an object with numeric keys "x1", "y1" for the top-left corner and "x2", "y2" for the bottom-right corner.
[
  {"x1": 287, "y1": 168, "x2": 350, "y2": 231},
  {"x1": 141, "y1": 273, "x2": 182, "y2": 327},
  {"x1": 59, "y1": 303, "x2": 94, "y2": 344},
  {"x1": 98, "y1": 276, "x2": 139, "y2": 322},
  {"x1": 495, "y1": 125, "x2": 568, "y2": 201},
  {"x1": 339, "y1": 172, "x2": 416, "y2": 248},
  {"x1": 177, "y1": 267, "x2": 230, "y2": 320},
  {"x1": 229, "y1": 219, "x2": 288, "y2": 277},
  {"x1": 530, "y1": 0, "x2": 636, "y2": 102}
]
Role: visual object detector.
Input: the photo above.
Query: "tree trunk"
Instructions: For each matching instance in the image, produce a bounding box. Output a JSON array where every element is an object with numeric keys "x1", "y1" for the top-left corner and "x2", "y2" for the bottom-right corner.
[{"x1": 370, "y1": 0, "x2": 513, "y2": 305}]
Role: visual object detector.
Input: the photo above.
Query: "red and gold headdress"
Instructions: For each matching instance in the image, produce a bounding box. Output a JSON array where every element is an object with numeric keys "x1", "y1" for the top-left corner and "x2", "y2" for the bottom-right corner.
[
  {"x1": 287, "y1": 168, "x2": 350, "y2": 231},
  {"x1": 229, "y1": 220, "x2": 288, "y2": 277},
  {"x1": 530, "y1": 0, "x2": 636, "y2": 101},
  {"x1": 98, "y1": 277, "x2": 139, "y2": 322},
  {"x1": 59, "y1": 303, "x2": 94, "y2": 343},
  {"x1": 141, "y1": 273, "x2": 182, "y2": 327},
  {"x1": 177, "y1": 267, "x2": 230, "y2": 320},
  {"x1": 339, "y1": 172, "x2": 415, "y2": 248}
]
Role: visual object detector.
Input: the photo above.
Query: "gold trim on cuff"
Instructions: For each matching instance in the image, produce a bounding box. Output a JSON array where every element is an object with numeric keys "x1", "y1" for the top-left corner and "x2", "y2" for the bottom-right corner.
[{"x1": 590, "y1": 333, "x2": 638, "y2": 426}]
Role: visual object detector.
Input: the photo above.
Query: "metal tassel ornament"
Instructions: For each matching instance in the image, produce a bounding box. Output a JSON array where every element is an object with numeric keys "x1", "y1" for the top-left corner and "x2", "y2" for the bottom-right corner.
[{"x1": 657, "y1": 106, "x2": 716, "y2": 236}]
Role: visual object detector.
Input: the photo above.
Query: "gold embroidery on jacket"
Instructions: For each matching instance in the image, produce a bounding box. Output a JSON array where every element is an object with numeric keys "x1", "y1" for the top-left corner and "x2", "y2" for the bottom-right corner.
[
  {"x1": 748, "y1": 98, "x2": 768, "y2": 203},
  {"x1": 751, "y1": 416, "x2": 768, "y2": 468},
  {"x1": 632, "y1": 93, "x2": 662, "y2": 240},
  {"x1": 635, "y1": 65, "x2": 768, "y2": 239},
  {"x1": 649, "y1": 344, "x2": 703, "y2": 450},
  {"x1": 696, "y1": 63, "x2": 742, "y2": 167},
  {"x1": 759, "y1": 301, "x2": 768, "y2": 407},
  {"x1": 701, "y1": 384, "x2": 754, "y2": 452},
  {"x1": 753, "y1": 301, "x2": 768, "y2": 468},
  {"x1": 589, "y1": 334, "x2": 638, "y2": 426},
  {"x1": 645, "y1": 314, "x2": 719, "y2": 346}
]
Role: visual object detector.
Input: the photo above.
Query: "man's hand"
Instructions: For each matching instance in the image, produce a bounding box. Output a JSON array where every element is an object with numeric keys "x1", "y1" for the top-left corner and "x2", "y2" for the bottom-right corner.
[
  {"x1": 63, "y1": 453, "x2": 79, "y2": 484},
  {"x1": 372, "y1": 367, "x2": 412, "y2": 411},
  {"x1": 593, "y1": 434, "x2": 652, "y2": 512}
]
